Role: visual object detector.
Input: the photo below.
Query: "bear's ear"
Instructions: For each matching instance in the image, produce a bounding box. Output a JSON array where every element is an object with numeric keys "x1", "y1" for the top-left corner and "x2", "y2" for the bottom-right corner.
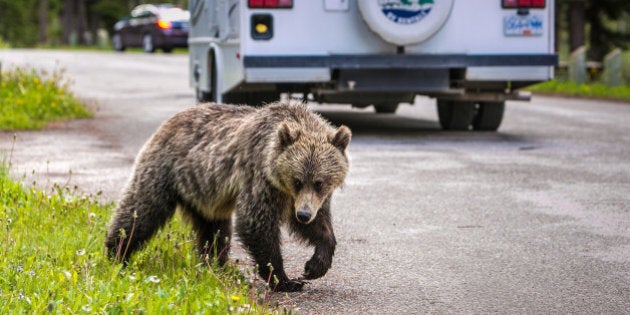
[
  {"x1": 277, "y1": 123, "x2": 301, "y2": 149},
  {"x1": 330, "y1": 125, "x2": 352, "y2": 151}
]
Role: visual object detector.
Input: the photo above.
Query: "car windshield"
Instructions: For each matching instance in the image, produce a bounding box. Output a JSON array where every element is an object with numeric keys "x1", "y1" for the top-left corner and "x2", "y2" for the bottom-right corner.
[{"x1": 159, "y1": 8, "x2": 190, "y2": 22}]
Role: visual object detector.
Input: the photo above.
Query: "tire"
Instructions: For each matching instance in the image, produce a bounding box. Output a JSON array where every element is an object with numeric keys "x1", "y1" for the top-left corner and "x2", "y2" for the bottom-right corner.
[
  {"x1": 196, "y1": 53, "x2": 218, "y2": 103},
  {"x1": 112, "y1": 33, "x2": 125, "y2": 51},
  {"x1": 437, "y1": 100, "x2": 476, "y2": 130},
  {"x1": 196, "y1": 88, "x2": 213, "y2": 103},
  {"x1": 374, "y1": 103, "x2": 399, "y2": 114},
  {"x1": 473, "y1": 101, "x2": 505, "y2": 131},
  {"x1": 142, "y1": 34, "x2": 155, "y2": 53},
  {"x1": 162, "y1": 46, "x2": 173, "y2": 53},
  {"x1": 358, "y1": 0, "x2": 454, "y2": 45}
]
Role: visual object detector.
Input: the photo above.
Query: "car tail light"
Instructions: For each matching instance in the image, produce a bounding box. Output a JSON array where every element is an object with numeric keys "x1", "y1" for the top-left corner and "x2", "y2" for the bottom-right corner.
[
  {"x1": 157, "y1": 19, "x2": 172, "y2": 29},
  {"x1": 249, "y1": 0, "x2": 292, "y2": 8},
  {"x1": 502, "y1": 0, "x2": 545, "y2": 8}
]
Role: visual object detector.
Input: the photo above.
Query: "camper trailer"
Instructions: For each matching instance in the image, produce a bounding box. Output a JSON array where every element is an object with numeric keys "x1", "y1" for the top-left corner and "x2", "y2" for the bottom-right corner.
[{"x1": 188, "y1": 0, "x2": 556, "y2": 130}]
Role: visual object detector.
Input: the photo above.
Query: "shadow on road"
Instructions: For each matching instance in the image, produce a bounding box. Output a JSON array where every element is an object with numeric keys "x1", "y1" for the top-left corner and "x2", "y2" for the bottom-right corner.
[
  {"x1": 316, "y1": 109, "x2": 531, "y2": 145},
  {"x1": 317, "y1": 109, "x2": 438, "y2": 132}
]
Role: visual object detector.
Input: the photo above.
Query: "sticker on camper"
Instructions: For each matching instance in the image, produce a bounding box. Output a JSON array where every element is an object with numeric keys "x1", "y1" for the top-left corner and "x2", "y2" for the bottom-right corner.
[
  {"x1": 504, "y1": 14, "x2": 543, "y2": 36},
  {"x1": 379, "y1": 0, "x2": 435, "y2": 25}
]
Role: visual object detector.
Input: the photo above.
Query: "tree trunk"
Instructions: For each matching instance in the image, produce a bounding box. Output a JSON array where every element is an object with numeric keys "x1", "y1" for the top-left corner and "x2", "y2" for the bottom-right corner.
[
  {"x1": 62, "y1": 0, "x2": 75, "y2": 45},
  {"x1": 76, "y1": 0, "x2": 90, "y2": 45},
  {"x1": 586, "y1": 3, "x2": 606, "y2": 61},
  {"x1": 569, "y1": 0, "x2": 585, "y2": 52},
  {"x1": 38, "y1": 0, "x2": 49, "y2": 44},
  {"x1": 555, "y1": 0, "x2": 565, "y2": 55}
]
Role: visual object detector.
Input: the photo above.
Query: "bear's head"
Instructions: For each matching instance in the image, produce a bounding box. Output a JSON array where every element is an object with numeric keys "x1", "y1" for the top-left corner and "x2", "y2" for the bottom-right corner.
[{"x1": 270, "y1": 122, "x2": 351, "y2": 224}]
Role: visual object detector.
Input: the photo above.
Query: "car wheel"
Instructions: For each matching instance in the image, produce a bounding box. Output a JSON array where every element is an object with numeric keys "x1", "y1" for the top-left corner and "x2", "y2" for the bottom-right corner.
[
  {"x1": 142, "y1": 34, "x2": 155, "y2": 53},
  {"x1": 112, "y1": 34, "x2": 125, "y2": 51},
  {"x1": 374, "y1": 103, "x2": 399, "y2": 114},
  {"x1": 162, "y1": 46, "x2": 173, "y2": 53},
  {"x1": 473, "y1": 101, "x2": 505, "y2": 131},
  {"x1": 437, "y1": 100, "x2": 476, "y2": 130}
]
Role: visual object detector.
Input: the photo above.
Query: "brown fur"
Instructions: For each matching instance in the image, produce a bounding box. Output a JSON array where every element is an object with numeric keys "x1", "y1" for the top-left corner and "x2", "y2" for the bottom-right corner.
[{"x1": 105, "y1": 102, "x2": 351, "y2": 292}]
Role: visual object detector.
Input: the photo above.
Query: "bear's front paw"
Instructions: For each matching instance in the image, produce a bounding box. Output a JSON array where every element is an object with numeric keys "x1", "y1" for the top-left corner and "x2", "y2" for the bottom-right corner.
[
  {"x1": 303, "y1": 256, "x2": 331, "y2": 280},
  {"x1": 273, "y1": 278, "x2": 306, "y2": 292}
]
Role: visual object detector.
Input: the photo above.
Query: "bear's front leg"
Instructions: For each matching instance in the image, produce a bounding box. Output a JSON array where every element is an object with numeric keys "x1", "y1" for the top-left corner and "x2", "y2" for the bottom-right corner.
[
  {"x1": 290, "y1": 199, "x2": 337, "y2": 280},
  {"x1": 236, "y1": 190, "x2": 305, "y2": 292}
]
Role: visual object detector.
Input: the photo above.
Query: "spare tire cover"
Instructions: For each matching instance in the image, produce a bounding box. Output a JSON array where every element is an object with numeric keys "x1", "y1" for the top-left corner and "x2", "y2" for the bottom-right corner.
[{"x1": 358, "y1": 0, "x2": 454, "y2": 46}]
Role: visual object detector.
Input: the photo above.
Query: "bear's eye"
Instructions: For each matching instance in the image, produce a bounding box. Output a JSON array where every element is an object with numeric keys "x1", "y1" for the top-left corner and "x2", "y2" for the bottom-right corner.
[
  {"x1": 314, "y1": 181, "x2": 324, "y2": 192},
  {"x1": 293, "y1": 179, "x2": 303, "y2": 191}
]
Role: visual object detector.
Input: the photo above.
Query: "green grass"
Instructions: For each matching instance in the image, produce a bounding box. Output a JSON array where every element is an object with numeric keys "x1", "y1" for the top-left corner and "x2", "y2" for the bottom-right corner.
[
  {"x1": 0, "y1": 63, "x2": 283, "y2": 313},
  {"x1": 526, "y1": 80, "x2": 630, "y2": 101},
  {"x1": 0, "y1": 67, "x2": 93, "y2": 131},
  {"x1": 0, "y1": 161, "x2": 279, "y2": 313}
]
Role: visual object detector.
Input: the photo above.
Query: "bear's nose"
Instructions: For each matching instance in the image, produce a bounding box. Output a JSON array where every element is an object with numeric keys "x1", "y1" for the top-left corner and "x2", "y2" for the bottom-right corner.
[{"x1": 296, "y1": 211, "x2": 311, "y2": 223}]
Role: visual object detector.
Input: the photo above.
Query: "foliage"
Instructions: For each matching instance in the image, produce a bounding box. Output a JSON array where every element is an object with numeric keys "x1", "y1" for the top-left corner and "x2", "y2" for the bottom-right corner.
[
  {"x1": 0, "y1": 0, "x2": 189, "y2": 47},
  {"x1": 0, "y1": 0, "x2": 39, "y2": 47},
  {"x1": 583, "y1": 0, "x2": 630, "y2": 61},
  {"x1": 526, "y1": 80, "x2": 630, "y2": 101},
  {"x1": 556, "y1": 0, "x2": 630, "y2": 61},
  {"x1": 0, "y1": 162, "x2": 278, "y2": 313},
  {"x1": 0, "y1": 67, "x2": 92, "y2": 130},
  {"x1": 0, "y1": 37, "x2": 11, "y2": 49}
]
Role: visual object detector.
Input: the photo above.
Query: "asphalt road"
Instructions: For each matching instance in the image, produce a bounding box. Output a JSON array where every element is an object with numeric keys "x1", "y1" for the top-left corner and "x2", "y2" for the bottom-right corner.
[{"x1": 1, "y1": 50, "x2": 629, "y2": 314}]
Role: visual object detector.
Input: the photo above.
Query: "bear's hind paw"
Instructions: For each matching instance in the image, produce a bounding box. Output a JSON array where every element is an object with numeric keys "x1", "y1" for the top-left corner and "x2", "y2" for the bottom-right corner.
[{"x1": 273, "y1": 278, "x2": 307, "y2": 292}]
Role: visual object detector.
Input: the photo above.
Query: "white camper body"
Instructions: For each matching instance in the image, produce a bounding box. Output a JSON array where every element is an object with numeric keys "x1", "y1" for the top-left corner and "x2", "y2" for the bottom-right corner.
[{"x1": 189, "y1": 0, "x2": 556, "y2": 130}]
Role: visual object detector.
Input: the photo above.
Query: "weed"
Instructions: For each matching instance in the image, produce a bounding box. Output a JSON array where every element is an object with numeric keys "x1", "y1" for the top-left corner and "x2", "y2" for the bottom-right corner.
[{"x1": 0, "y1": 66, "x2": 93, "y2": 130}]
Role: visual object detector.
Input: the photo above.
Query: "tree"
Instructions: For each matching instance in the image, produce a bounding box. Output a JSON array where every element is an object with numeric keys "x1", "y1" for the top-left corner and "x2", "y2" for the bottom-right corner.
[
  {"x1": 0, "y1": 0, "x2": 39, "y2": 47},
  {"x1": 559, "y1": 0, "x2": 630, "y2": 61},
  {"x1": 568, "y1": 0, "x2": 586, "y2": 51},
  {"x1": 585, "y1": 0, "x2": 630, "y2": 60},
  {"x1": 39, "y1": 0, "x2": 49, "y2": 44}
]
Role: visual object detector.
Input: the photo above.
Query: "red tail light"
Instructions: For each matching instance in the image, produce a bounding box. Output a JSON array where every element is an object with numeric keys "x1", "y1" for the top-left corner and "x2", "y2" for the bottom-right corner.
[
  {"x1": 502, "y1": 0, "x2": 545, "y2": 8},
  {"x1": 249, "y1": 0, "x2": 292, "y2": 8},
  {"x1": 157, "y1": 19, "x2": 172, "y2": 29}
]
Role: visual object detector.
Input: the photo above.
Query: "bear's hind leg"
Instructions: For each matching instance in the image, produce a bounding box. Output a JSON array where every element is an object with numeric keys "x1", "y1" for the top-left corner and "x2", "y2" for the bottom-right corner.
[
  {"x1": 182, "y1": 208, "x2": 232, "y2": 266},
  {"x1": 105, "y1": 189, "x2": 178, "y2": 262}
]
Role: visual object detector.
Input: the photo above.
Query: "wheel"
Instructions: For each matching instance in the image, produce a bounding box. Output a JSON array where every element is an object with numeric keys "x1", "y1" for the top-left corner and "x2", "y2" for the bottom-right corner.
[
  {"x1": 473, "y1": 101, "x2": 505, "y2": 131},
  {"x1": 196, "y1": 88, "x2": 213, "y2": 103},
  {"x1": 142, "y1": 34, "x2": 155, "y2": 53},
  {"x1": 196, "y1": 53, "x2": 218, "y2": 103},
  {"x1": 374, "y1": 103, "x2": 399, "y2": 114},
  {"x1": 162, "y1": 46, "x2": 173, "y2": 53},
  {"x1": 437, "y1": 100, "x2": 476, "y2": 130},
  {"x1": 112, "y1": 33, "x2": 125, "y2": 51}
]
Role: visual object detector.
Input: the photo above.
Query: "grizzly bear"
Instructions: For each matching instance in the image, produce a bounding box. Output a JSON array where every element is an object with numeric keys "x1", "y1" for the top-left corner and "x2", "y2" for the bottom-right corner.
[{"x1": 105, "y1": 102, "x2": 351, "y2": 292}]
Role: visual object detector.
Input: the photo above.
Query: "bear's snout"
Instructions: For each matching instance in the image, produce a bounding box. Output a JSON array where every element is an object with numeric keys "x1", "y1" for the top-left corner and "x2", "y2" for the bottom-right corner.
[
  {"x1": 294, "y1": 191, "x2": 323, "y2": 224},
  {"x1": 296, "y1": 210, "x2": 312, "y2": 224}
]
